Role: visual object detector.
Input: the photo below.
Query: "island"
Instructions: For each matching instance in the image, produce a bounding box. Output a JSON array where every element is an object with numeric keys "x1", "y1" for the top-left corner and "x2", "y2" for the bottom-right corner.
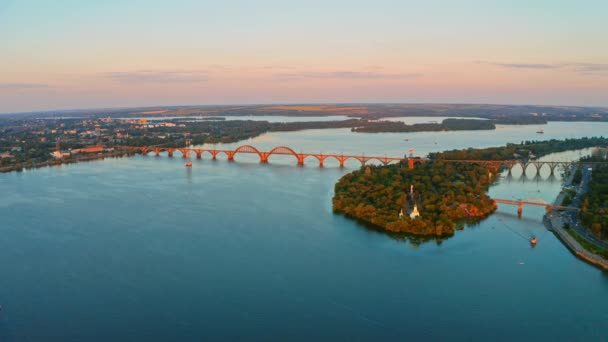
[
  {"x1": 333, "y1": 137, "x2": 608, "y2": 237},
  {"x1": 332, "y1": 160, "x2": 497, "y2": 236}
]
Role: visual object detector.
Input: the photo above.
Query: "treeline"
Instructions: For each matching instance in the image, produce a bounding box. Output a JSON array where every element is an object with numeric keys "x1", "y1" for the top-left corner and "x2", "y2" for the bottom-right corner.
[
  {"x1": 491, "y1": 116, "x2": 547, "y2": 125},
  {"x1": 271, "y1": 117, "x2": 542, "y2": 134},
  {"x1": 271, "y1": 119, "x2": 363, "y2": 131},
  {"x1": 429, "y1": 137, "x2": 608, "y2": 161},
  {"x1": 352, "y1": 118, "x2": 496, "y2": 133},
  {"x1": 579, "y1": 156, "x2": 608, "y2": 240},
  {"x1": 333, "y1": 161, "x2": 497, "y2": 237},
  {"x1": 126, "y1": 120, "x2": 273, "y2": 147}
]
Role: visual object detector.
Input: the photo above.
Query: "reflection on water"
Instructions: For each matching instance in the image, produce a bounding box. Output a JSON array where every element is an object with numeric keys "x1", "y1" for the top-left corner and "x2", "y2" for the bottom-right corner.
[
  {"x1": 0, "y1": 120, "x2": 607, "y2": 340},
  {"x1": 185, "y1": 167, "x2": 192, "y2": 183}
]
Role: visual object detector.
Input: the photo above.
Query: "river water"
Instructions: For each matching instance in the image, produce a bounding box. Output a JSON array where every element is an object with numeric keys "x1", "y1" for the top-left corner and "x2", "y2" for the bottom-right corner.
[{"x1": 0, "y1": 120, "x2": 607, "y2": 341}]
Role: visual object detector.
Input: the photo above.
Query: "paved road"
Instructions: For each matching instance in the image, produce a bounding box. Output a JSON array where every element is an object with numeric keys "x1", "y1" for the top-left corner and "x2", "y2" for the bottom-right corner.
[
  {"x1": 548, "y1": 213, "x2": 608, "y2": 270},
  {"x1": 560, "y1": 165, "x2": 608, "y2": 250}
]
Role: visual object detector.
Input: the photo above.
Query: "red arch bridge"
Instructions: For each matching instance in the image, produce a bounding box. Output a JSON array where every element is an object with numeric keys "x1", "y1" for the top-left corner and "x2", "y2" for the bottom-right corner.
[{"x1": 116, "y1": 145, "x2": 420, "y2": 168}]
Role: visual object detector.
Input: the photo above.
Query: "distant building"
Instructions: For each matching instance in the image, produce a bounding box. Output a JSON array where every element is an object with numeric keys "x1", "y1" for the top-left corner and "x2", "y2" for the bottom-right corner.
[
  {"x1": 72, "y1": 146, "x2": 103, "y2": 154},
  {"x1": 0, "y1": 152, "x2": 14, "y2": 159},
  {"x1": 51, "y1": 150, "x2": 70, "y2": 158}
]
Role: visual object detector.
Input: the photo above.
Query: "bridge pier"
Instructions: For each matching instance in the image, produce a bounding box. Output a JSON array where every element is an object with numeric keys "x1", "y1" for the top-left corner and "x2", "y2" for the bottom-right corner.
[
  {"x1": 318, "y1": 156, "x2": 326, "y2": 168},
  {"x1": 550, "y1": 164, "x2": 559, "y2": 176},
  {"x1": 260, "y1": 152, "x2": 269, "y2": 163},
  {"x1": 155, "y1": 148, "x2": 160, "y2": 157},
  {"x1": 211, "y1": 150, "x2": 218, "y2": 160},
  {"x1": 297, "y1": 155, "x2": 304, "y2": 166},
  {"x1": 517, "y1": 203, "x2": 523, "y2": 218},
  {"x1": 168, "y1": 149, "x2": 174, "y2": 157},
  {"x1": 196, "y1": 151, "x2": 202, "y2": 159}
]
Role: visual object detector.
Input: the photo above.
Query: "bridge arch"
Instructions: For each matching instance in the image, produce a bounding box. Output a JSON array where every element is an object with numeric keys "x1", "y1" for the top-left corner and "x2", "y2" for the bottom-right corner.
[
  {"x1": 230, "y1": 145, "x2": 263, "y2": 161},
  {"x1": 267, "y1": 146, "x2": 298, "y2": 157},
  {"x1": 266, "y1": 146, "x2": 302, "y2": 164},
  {"x1": 301, "y1": 154, "x2": 329, "y2": 166},
  {"x1": 138, "y1": 147, "x2": 152, "y2": 155},
  {"x1": 234, "y1": 145, "x2": 262, "y2": 155},
  {"x1": 198, "y1": 149, "x2": 215, "y2": 158},
  {"x1": 365, "y1": 157, "x2": 390, "y2": 166}
]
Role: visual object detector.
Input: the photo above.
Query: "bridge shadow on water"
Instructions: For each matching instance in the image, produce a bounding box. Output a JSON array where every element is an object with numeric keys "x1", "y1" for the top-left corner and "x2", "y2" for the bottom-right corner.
[
  {"x1": 492, "y1": 211, "x2": 543, "y2": 225},
  {"x1": 501, "y1": 172, "x2": 560, "y2": 184}
]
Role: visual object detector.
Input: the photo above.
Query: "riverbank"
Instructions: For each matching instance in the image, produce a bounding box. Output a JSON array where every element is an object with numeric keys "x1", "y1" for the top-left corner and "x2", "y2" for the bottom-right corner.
[
  {"x1": 547, "y1": 215, "x2": 608, "y2": 271},
  {"x1": 546, "y1": 165, "x2": 608, "y2": 271},
  {"x1": 0, "y1": 151, "x2": 132, "y2": 173}
]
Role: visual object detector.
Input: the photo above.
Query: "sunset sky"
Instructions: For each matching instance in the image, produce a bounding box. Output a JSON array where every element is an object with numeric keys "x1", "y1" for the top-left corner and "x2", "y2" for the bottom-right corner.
[{"x1": 1, "y1": 0, "x2": 607, "y2": 113}]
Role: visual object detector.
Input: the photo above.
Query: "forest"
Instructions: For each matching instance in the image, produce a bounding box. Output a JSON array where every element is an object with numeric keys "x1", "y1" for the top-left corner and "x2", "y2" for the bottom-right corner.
[
  {"x1": 429, "y1": 137, "x2": 608, "y2": 161},
  {"x1": 332, "y1": 161, "x2": 497, "y2": 237},
  {"x1": 579, "y1": 156, "x2": 608, "y2": 240},
  {"x1": 351, "y1": 118, "x2": 495, "y2": 133}
]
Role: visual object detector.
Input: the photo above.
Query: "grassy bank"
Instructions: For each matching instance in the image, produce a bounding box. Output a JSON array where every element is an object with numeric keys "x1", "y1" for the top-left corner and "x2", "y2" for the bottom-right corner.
[{"x1": 565, "y1": 227, "x2": 608, "y2": 259}]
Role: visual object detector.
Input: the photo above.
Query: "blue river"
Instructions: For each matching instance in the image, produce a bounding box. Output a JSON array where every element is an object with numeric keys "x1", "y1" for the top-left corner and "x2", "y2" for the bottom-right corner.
[{"x1": 0, "y1": 120, "x2": 607, "y2": 341}]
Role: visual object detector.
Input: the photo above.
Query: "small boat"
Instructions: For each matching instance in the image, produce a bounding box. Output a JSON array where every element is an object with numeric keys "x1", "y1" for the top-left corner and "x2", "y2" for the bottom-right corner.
[
  {"x1": 536, "y1": 128, "x2": 544, "y2": 134},
  {"x1": 185, "y1": 161, "x2": 192, "y2": 167},
  {"x1": 530, "y1": 237, "x2": 537, "y2": 246}
]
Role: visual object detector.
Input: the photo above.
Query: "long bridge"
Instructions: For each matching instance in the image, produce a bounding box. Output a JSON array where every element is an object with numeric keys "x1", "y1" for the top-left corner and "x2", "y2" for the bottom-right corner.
[
  {"x1": 117, "y1": 145, "x2": 414, "y2": 168},
  {"x1": 438, "y1": 159, "x2": 608, "y2": 175},
  {"x1": 117, "y1": 145, "x2": 608, "y2": 172},
  {"x1": 493, "y1": 198, "x2": 579, "y2": 216}
]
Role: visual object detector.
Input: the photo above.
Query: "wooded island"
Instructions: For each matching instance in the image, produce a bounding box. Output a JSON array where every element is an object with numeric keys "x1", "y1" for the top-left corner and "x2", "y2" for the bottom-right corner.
[
  {"x1": 333, "y1": 137, "x2": 608, "y2": 237},
  {"x1": 333, "y1": 161, "x2": 497, "y2": 236}
]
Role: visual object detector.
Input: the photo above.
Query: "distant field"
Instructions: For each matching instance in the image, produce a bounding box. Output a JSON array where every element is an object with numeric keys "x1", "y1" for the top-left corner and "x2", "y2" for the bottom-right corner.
[
  {"x1": 256, "y1": 105, "x2": 369, "y2": 114},
  {"x1": 139, "y1": 110, "x2": 168, "y2": 115}
]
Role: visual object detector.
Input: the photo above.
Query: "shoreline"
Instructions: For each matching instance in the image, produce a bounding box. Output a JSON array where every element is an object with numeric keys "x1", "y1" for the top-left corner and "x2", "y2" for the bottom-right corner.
[
  {"x1": 545, "y1": 165, "x2": 608, "y2": 271},
  {"x1": 0, "y1": 151, "x2": 132, "y2": 173}
]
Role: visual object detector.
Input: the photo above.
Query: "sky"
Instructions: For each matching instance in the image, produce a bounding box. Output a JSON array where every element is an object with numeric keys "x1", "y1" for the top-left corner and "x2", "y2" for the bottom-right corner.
[{"x1": 1, "y1": 0, "x2": 607, "y2": 113}]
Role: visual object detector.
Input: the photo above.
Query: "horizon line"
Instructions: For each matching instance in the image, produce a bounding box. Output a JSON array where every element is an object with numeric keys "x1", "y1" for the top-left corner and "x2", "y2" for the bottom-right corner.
[{"x1": 2, "y1": 101, "x2": 608, "y2": 116}]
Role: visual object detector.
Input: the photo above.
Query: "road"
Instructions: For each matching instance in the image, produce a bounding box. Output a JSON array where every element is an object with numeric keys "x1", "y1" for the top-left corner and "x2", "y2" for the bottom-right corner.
[{"x1": 560, "y1": 165, "x2": 608, "y2": 250}]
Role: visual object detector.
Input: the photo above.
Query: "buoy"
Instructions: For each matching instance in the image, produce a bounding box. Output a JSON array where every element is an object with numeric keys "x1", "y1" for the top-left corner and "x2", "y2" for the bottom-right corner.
[{"x1": 530, "y1": 237, "x2": 537, "y2": 246}]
